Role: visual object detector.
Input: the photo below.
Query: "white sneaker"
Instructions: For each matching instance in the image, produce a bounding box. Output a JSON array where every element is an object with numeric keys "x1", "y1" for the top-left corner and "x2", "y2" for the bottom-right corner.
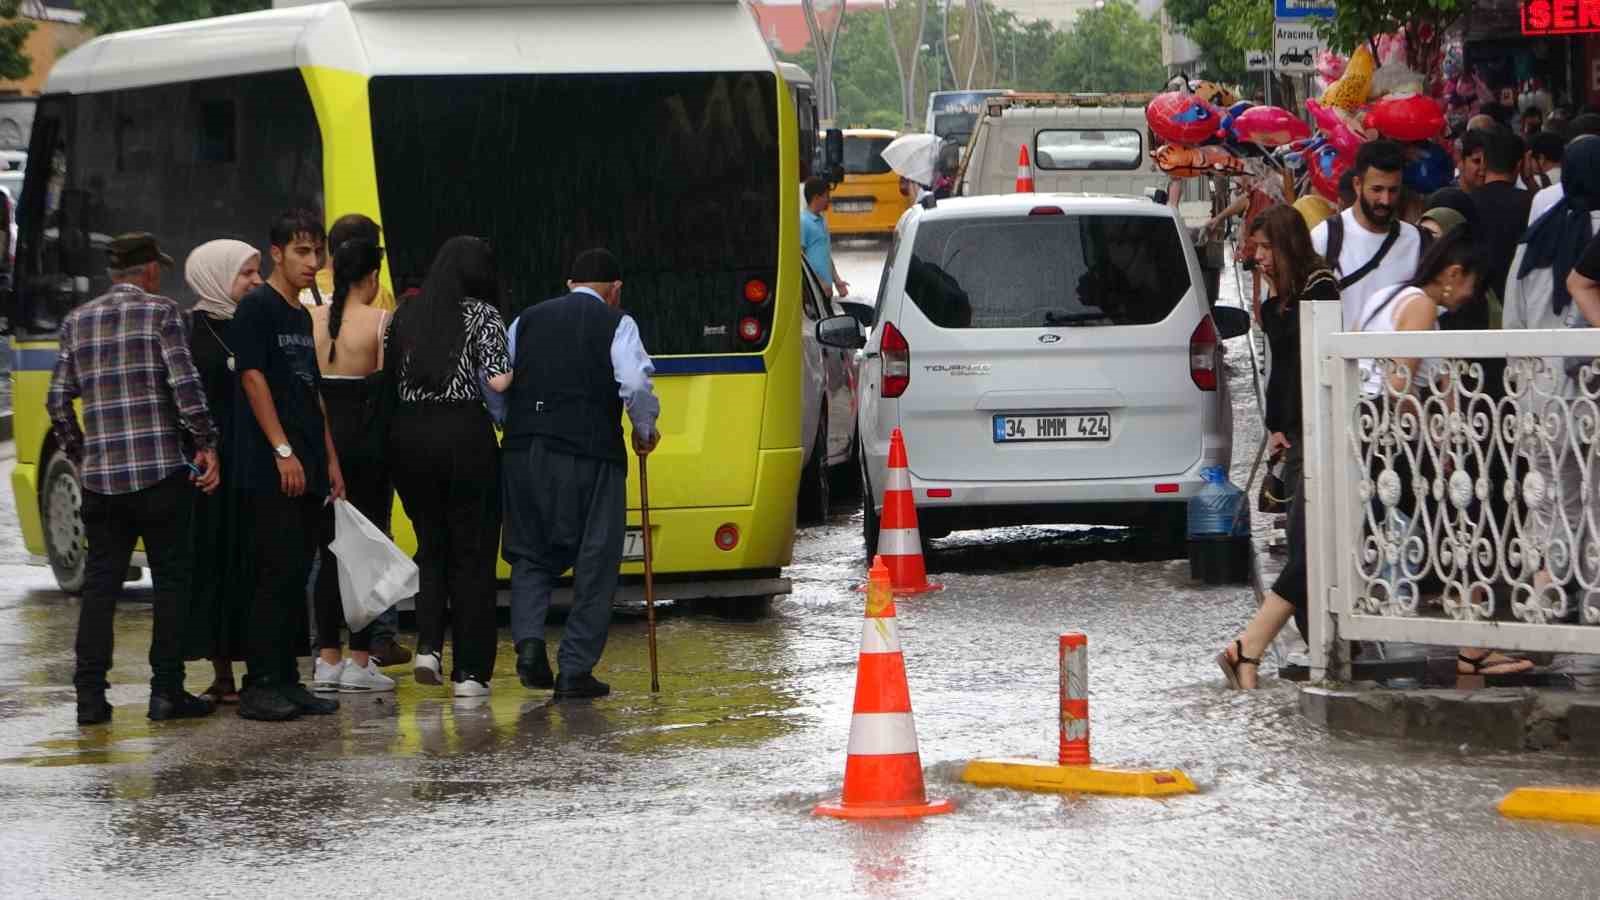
[
  {"x1": 453, "y1": 677, "x2": 490, "y2": 698},
  {"x1": 414, "y1": 651, "x2": 443, "y2": 686},
  {"x1": 339, "y1": 659, "x2": 396, "y2": 693},
  {"x1": 312, "y1": 658, "x2": 345, "y2": 692}
]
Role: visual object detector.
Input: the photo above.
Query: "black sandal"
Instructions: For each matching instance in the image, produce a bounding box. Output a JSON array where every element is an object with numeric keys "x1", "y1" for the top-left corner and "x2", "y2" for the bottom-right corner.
[{"x1": 1216, "y1": 640, "x2": 1260, "y2": 689}]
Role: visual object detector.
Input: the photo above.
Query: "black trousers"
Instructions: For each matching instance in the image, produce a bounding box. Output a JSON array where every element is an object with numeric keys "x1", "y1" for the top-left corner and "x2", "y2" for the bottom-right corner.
[
  {"x1": 313, "y1": 378, "x2": 393, "y2": 653},
  {"x1": 75, "y1": 472, "x2": 194, "y2": 695},
  {"x1": 1270, "y1": 449, "x2": 1309, "y2": 640},
  {"x1": 390, "y1": 401, "x2": 501, "y2": 682},
  {"x1": 246, "y1": 487, "x2": 322, "y2": 689}
]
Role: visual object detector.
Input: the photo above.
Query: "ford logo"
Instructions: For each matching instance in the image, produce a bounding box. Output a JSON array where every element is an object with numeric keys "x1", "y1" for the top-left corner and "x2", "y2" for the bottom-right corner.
[{"x1": 1038, "y1": 334, "x2": 1061, "y2": 344}]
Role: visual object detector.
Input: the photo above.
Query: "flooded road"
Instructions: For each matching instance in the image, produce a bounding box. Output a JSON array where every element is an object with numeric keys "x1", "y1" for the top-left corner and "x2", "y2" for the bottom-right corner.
[{"x1": 4, "y1": 243, "x2": 1600, "y2": 897}]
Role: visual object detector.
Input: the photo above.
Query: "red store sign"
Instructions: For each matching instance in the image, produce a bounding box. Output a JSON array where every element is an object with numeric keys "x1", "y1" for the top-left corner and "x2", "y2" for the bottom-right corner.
[{"x1": 1523, "y1": 0, "x2": 1600, "y2": 34}]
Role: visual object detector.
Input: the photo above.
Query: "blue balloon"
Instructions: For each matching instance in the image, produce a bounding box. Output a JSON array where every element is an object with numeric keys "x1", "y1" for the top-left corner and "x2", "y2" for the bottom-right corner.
[{"x1": 1404, "y1": 142, "x2": 1452, "y2": 194}]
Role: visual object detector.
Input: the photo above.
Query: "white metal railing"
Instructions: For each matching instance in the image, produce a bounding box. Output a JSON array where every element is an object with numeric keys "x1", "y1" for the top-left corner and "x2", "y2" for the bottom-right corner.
[{"x1": 1302, "y1": 300, "x2": 1600, "y2": 679}]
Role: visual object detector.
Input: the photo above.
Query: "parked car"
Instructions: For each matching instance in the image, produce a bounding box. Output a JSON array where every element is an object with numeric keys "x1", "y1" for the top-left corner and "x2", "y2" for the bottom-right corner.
[
  {"x1": 798, "y1": 259, "x2": 863, "y2": 523},
  {"x1": 821, "y1": 193, "x2": 1250, "y2": 555}
]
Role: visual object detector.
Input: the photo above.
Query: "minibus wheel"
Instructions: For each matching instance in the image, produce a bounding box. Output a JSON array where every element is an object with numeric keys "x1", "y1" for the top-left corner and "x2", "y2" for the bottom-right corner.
[{"x1": 41, "y1": 449, "x2": 87, "y2": 594}]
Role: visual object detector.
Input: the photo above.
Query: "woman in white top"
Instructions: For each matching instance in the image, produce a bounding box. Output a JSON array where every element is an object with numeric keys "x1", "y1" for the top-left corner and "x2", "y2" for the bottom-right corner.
[{"x1": 1359, "y1": 227, "x2": 1533, "y2": 676}]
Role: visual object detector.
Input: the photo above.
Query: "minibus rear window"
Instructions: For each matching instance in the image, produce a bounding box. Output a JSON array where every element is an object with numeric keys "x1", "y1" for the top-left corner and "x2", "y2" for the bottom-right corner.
[
  {"x1": 370, "y1": 72, "x2": 781, "y2": 356},
  {"x1": 843, "y1": 137, "x2": 893, "y2": 176},
  {"x1": 904, "y1": 215, "x2": 1190, "y2": 329}
]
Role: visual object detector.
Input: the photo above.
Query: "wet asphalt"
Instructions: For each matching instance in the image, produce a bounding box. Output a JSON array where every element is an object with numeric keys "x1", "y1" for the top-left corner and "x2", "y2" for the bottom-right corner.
[{"x1": 3, "y1": 244, "x2": 1600, "y2": 897}]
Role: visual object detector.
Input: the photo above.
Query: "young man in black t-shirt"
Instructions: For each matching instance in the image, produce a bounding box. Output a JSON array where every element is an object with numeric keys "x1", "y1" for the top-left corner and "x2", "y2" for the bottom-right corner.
[{"x1": 233, "y1": 210, "x2": 347, "y2": 722}]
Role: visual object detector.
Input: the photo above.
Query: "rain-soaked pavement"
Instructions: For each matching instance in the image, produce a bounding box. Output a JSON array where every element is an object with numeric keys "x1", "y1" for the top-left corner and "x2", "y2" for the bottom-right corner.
[{"x1": 5, "y1": 242, "x2": 1600, "y2": 897}]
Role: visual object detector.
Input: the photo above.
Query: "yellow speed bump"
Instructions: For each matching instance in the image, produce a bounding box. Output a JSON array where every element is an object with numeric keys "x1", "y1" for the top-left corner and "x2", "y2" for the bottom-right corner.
[
  {"x1": 962, "y1": 758, "x2": 1197, "y2": 798},
  {"x1": 1498, "y1": 787, "x2": 1600, "y2": 826}
]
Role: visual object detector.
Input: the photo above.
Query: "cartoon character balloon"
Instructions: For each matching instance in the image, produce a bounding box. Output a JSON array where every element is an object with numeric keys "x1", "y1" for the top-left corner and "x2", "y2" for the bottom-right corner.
[
  {"x1": 1366, "y1": 94, "x2": 1445, "y2": 142},
  {"x1": 1402, "y1": 142, "x2": 1453, "y2": 194},
  {"x1": 1145, "y1": 91, "x2": 1223, "y2": 146},
  {"x1": 1322, "y1": 44, "x2": 1376, "y2": 112},
  {"x1": 1232, "y1": 106, "x2": 1312, "y2": 148},
  {"x1": 1310, "y1": 144, "x2": 1353, "y2": 203}
]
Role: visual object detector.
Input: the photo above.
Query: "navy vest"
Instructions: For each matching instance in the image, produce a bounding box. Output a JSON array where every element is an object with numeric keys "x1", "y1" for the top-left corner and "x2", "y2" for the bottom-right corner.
[{"x1": 504, "y1": 292, "x2": 627, "y2": 464}]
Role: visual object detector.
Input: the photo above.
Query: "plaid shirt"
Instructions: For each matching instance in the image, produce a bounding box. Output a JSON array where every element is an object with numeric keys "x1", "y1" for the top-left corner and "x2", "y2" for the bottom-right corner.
[{"x1": 47, "y1": 283, "x2": 217, "y2": 495}]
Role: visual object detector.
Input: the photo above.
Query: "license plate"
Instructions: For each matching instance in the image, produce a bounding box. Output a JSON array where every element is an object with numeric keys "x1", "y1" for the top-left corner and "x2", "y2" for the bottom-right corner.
[
  {"x1": 623, "y1": 529, "x2": 646, "y2": 562},
  {"x1": 992, "y1": 412, "x2": 1111, "y2": 443},
  {"x1": 835, "y1": 199, "x2": 873, "y2": 213}
]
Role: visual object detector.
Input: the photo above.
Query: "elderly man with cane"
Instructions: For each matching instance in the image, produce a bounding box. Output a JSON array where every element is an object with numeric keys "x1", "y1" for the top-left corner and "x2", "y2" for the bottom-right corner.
[{"x1": 502, "y1": 248, "x2": 661, "y2": 700}]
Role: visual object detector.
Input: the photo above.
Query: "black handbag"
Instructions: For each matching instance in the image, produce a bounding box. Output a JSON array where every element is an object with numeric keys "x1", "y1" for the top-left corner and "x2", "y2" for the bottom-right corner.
[{"x1": 1258, "y1": 450, "x2": 1293, "y2": 514}]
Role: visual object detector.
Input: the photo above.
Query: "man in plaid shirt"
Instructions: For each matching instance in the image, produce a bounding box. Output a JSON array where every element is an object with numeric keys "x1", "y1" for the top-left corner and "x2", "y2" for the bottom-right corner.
[{"x1": 47, "y1": 233, "x2": 223, "y2": 726}]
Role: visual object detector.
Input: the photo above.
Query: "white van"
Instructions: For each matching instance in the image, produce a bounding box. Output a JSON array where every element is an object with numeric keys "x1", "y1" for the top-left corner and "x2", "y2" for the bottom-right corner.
[{"x1": 830, "y1": 194, "x2": 1249, "y2": 554}]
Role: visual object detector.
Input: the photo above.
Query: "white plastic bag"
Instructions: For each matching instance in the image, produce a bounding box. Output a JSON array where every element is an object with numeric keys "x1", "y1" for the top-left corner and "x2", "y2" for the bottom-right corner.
[{"x1": 328, "y1": 499, "x2": 419, "y2": 632}]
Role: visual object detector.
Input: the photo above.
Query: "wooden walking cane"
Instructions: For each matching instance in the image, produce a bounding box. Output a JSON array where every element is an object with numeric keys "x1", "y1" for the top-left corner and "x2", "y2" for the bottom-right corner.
[{"x1": 638, "y1": 451, "x2": 661, "y2": 693}]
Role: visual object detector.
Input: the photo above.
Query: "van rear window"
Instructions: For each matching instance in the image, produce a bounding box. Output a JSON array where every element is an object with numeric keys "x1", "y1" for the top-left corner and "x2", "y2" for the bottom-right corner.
[
  {"x1": 1035, "y1": 129, "x2": 1142, "y2": 171},
  {"x1": 904, "y1": 215, "x2": 1190, "y2": 329}
]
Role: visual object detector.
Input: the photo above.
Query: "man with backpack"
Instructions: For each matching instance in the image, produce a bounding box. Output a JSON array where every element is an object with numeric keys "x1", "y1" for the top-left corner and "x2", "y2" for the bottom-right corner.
[{"x1": 1310, "y1": 140, "x2": 1425, "y2": 329}]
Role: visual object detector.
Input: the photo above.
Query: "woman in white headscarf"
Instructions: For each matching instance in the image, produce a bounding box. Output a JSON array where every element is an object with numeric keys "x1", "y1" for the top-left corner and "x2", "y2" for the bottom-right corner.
[{"x1": 181, "y1": 239, "x2": 262, "y2": 705}]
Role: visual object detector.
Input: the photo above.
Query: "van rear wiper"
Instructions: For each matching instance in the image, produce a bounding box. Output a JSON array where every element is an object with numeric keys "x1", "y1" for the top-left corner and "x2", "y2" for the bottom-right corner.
[{"x1": 1043, "y1": 311, "x2": 1110, "y2": 325}]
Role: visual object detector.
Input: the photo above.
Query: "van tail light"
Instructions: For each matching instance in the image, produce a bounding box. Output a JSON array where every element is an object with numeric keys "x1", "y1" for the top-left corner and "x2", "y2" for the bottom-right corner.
[
  {"x1": 881, "y1": 320, "x2": 910, "y2": 398},
  {"x1": 1189, "y1": 316, "x2": 1219, "y2": 391}
]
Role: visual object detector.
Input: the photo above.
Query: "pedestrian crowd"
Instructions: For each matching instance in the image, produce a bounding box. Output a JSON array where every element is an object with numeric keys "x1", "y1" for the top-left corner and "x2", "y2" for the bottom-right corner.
[
  {"x1": 48, "y1": 210, "x2": 660, "y2": 726},
  {"x1": 1213, "y1": 110, "x2": 1600, "y2": 689}
]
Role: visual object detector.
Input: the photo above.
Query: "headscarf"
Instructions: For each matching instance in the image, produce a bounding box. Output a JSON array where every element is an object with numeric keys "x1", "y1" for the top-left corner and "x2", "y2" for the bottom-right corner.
[
  {"x1": 1420, "y1": 206, "x2": 1467, "y2": 235},
  {"x1": 185, "y1": 239, "x2": 259, "y2": 321},
  {"x1": 1518, "y1": 135, "x2": 1600, "y2": 314},
  {"x1": 1422, "y1": 187, "x2": 1478, "y2": 233}
]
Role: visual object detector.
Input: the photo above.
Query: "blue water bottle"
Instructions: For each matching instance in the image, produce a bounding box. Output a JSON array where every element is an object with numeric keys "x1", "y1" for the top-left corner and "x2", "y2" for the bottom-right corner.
[{"x1": 1186, "y1": 466, "x2": 1250, "y2": 584}]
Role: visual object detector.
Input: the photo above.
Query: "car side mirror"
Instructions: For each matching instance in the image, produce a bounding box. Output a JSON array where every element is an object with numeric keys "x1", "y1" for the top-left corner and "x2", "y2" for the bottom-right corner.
[
  {"x1": 1213, "y1": 306, "x2": 1251, "y2": 341},
  {"x1": 825, "y1": 128, "x2": 845, "y2": 186},
  {"x1": 816, "y1": 314, "x2": 865, "y2": 350}
]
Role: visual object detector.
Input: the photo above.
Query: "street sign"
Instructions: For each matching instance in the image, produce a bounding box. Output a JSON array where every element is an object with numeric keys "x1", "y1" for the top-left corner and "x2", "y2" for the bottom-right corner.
[
  {"x1": 1246, "y1": 51, "x2": 1273, "y2": 72},
  {"x1": 1274, "y1": 0, "x2": 1336, "y2": 19},
  {"x1": 1273, "y1": 19, "x2": 1325, "y2": 73}
]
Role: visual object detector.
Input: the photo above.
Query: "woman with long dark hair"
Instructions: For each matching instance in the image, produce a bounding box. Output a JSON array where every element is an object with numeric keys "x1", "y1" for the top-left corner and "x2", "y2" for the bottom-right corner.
[
  {"x1": 385, "y1": 236, "x2": 511, "y2": 696},
  {"x1": 1217, "y1": 204, "x2": 1338, "y2": 688},
  {"x1": 309, "y1": 239, "x2": 396, "y2": 693}
]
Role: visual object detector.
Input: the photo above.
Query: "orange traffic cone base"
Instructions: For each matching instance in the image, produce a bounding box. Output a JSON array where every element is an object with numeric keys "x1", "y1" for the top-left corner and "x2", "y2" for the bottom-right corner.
[{"x1": 814, "y1": 796, "x2": 955, "y2": 820}]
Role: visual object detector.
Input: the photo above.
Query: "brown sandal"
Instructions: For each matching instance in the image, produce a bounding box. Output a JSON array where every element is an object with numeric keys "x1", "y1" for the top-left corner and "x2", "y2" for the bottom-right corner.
[{"x1": 1216, "y1": 640, "x2": 1260, "y2": 689}]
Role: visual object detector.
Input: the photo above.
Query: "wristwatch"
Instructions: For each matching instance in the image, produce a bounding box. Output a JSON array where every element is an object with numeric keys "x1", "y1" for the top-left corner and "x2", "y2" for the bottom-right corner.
[{"x1": 274, "y1": 443, "x2": 293, "y2": 459}]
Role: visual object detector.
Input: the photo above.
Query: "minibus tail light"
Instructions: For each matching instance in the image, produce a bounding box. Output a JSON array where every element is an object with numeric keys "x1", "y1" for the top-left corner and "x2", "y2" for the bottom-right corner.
[
  {"x1": 744, "y1": 279, "x2": 770, "y2": 304},
  {"x1": 881, "y1": 321, "x2": 910, "y2": 398},
  {"x1": 739, "y1": 316, "x2": 764, "y2": 343}
]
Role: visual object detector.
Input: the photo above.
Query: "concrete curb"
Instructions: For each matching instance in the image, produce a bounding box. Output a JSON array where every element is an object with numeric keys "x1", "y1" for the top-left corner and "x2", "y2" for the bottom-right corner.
[{"x1": 1299, "y1": 683, "x2": 1600, "y2": 754}]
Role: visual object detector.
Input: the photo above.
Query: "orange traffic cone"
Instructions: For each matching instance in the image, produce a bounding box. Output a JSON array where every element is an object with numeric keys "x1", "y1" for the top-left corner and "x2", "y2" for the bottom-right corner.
[
  {"x1": 874, "y1": 428, "x2": 940, "y2": 595},
  {"x1": 816, "y1": 558, "x2": 954, "y2": 820},
  {"x1": 1015, "y1": 144, "x2": 1035, "y2": 192}
]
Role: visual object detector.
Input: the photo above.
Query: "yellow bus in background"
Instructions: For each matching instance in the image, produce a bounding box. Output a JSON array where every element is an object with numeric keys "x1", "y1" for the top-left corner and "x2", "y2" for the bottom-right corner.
[
  {"x1": 822, "y1": 129, "x2": 912, "y2": 238},
  {"x1": 6, "y1": 0, "x2": 816, "y2": 605}
]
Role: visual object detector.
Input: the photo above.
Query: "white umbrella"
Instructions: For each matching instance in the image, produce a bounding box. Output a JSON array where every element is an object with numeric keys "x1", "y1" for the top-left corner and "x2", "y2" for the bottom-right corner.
[{"x1": 880, "y1": 133, "x2": 943, "y2": 187}]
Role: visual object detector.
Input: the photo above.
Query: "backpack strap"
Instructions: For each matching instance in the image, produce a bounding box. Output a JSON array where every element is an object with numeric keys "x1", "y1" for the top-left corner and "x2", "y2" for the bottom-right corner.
[
  {"x1": 1335, "y1": 220, "x2": 1403, "y2": 291},
  {"x1": 1325, "y1": 213, "x2": 1344, "y2": 277}
]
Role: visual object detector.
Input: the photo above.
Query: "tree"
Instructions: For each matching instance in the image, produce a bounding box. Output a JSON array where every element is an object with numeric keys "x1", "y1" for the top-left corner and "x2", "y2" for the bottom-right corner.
[
  {"x1": 1318, "y1": 0, "x2": 1465, "y2": 77},
  {"x1": 1163, "y1": 0, "x2": 1264, "y2": 83},
  {"x1": 0, "y1": 1, "x2": 36, "y2": 83},
  {"x1": 802, "y1": 0, "x2": 848, "y2": 121},
  {"x1": 1047, "y1": 1, "x2": 1166, "y2": 93},
  {"x1": 77, "y1": 0, "x2": 269, "y2": 34},
  {"x1": 882, "y1": 0, "x2": 929, "y2": 129}
]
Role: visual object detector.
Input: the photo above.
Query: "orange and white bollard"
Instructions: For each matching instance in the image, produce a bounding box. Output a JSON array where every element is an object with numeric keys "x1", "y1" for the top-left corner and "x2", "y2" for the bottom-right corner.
[
  {"x1": 1015, "y1": 144, "x2": 1035, "y2": 193},
  {"x1": 961, "y1": 632, "x2": 1196, "y2": 797},
  {"x1": 1058, "y1": 632, "x2": 1090, "y2": 766}
]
